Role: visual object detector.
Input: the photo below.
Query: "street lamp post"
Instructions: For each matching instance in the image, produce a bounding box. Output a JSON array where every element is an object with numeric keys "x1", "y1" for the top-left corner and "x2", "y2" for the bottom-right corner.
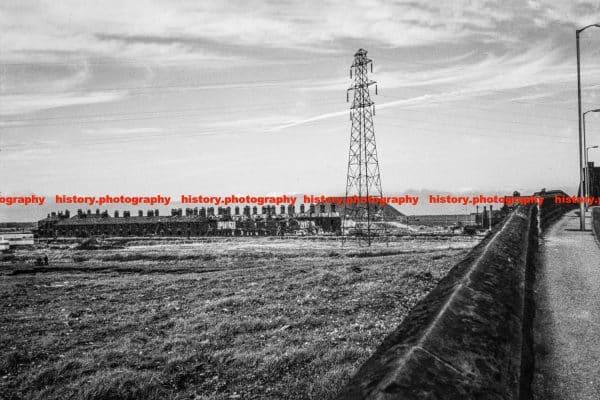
[
  {"x1": 586, "y1": 145, "x2": 599, "y2": 203},
  {"x1": 576, "y1": 24, "x2": 600, "y2": 230}
]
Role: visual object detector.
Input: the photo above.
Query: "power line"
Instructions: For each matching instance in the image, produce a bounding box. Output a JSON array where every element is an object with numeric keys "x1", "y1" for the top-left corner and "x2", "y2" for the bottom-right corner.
[
  {"x1": 0, "y1": 100, "x2": 577, "y2": 149},
  {"x1": 0, "y1": 98, "x2": 343, "y2": 128},
  {"x1": 285, "y1": 105, "x2": 576, "y2": 143},
  {"x1": 376, "y1": 103, "x2": 572, "y2": 126},
  {"x1": 0, "y1": 112, "x2": 577, "y2": 153},
  {"x1": 376, "y1": 119, "x2": 575, "y2": 144},
  {"x1": 0, "y1": 77, "x2": 317, "y2": 96},
  {"x1": 2, "y1": 89, "x2": 576, "y2": 128}
]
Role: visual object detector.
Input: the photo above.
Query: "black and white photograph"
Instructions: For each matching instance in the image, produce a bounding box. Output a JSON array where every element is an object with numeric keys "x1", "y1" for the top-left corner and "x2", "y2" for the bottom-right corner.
[{"x1": 1, "y1": 1, "x2": 599, "y2": 399}]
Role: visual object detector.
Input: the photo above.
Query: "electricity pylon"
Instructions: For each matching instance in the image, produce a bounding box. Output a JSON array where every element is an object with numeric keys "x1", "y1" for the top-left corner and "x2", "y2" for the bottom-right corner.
[{"x1": 343, "y1": 48, "x2": 384, "y2": 246}]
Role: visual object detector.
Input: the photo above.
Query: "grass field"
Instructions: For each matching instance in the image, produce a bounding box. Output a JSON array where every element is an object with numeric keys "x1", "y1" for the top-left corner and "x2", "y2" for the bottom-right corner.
[{"x1": 0, "y1": 236, "x2": 480, "y2": 400}]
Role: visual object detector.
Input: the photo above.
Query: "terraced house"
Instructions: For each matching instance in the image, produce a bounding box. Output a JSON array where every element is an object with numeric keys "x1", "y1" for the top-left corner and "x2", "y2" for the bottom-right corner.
[{"x1": 37, "y1": 205, "x2": 342, "y2": 237}]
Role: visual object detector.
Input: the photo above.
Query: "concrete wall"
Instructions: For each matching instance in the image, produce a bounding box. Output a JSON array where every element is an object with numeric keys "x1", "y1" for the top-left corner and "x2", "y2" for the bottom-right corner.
[{"x1": 335, "y1": 201, "x2": 572, "y2": 400}]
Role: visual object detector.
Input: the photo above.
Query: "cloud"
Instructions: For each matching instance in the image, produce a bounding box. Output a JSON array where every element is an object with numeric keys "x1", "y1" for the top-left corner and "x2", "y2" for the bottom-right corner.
[
  {"x1": 269, "y1": 37, "x2": 600, "y2": 132},
  {"x1": 2, "y1": 1, "x2": 599, "y2": 128},
  {"x1": 0, "y1": 0, "x2": 536, "y2": 62},
  {"x1": 389, "y1": 43, "x2": 581, "y2": 92},
  {"x1": 2, "y1": 1, "x2": 597, "y2": 94},
  {"x1": 80, "y1": 127, "x2": 163, "y2": 136},
  {"x1": 1, "y1": 60, "x2": 92, "y2": 95},
  {"x1": 0, "y1": 91, "x2": 127, "y2": 116},
  {"x1": 3, "y1": 1, "x2": 600, "y2": 61},
  {"x1": 0, "y1": 148, "x2": 53, "y2": 162},
  {"x1": 269, "y1": 88, "x2": 482, "y2": 132},
  {"x1": 268, "y1": 110, "x2": 348, "y2": 131}
]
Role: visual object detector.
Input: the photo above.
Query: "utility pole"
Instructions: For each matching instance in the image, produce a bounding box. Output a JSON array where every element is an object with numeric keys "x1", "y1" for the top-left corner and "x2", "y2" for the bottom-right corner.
[
  {"x1": 576, "y1": 24, "x2": 600, "y2": 230},
  {"x1": 343, "y1": 49, "x2": 383, "y2": 246}
]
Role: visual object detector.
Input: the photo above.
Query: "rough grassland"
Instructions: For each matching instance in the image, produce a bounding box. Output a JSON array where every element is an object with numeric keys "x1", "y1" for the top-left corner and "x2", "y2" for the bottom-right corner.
[{"x1": 0, "y1": 236, "x2": 479, "y2": 400}]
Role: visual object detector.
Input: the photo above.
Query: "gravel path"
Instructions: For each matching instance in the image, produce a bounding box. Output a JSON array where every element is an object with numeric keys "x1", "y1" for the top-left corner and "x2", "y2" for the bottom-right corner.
[{"x1": 533, "y1": 210, "x2": 600, "y2": 400}]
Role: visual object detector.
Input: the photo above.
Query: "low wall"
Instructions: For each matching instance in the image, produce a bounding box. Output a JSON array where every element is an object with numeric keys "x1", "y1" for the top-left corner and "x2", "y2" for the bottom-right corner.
[
  {"x1": 335, "y1": 201, "x2": 572, "y2": 400},
  {"x1": 592, "y1": 207, "x2": 600, "y2": 244}
]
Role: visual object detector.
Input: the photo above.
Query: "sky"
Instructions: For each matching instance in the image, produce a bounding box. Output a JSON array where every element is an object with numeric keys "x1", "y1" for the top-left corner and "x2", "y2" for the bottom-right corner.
[{"x1": 1, "y1": 0, "x2": 600, "y2": 220}]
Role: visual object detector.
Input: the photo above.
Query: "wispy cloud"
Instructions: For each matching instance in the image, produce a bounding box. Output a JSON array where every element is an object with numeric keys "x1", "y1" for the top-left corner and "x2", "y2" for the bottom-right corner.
[
  {"x1": 269, "y1": 90, "x2": 484, "y2": 132},
  {"x1": 268, "y1": 110, "x2": 348, "y2": 132},
  {"x1": 274, "y1": 40, "x2": 596, "y2": 131},
  {"x1": 2, "y1": 1, "x2": 599, "y2": 111},
  {"x1": 2, "y1": 0, "x2": 586, "y2": 62},
  {"x1": 80, "y1": 127, "x2": 163, "y2": 136},
  {"x1": 0, "y1": 91, "x2": 127, "y2": 116}
]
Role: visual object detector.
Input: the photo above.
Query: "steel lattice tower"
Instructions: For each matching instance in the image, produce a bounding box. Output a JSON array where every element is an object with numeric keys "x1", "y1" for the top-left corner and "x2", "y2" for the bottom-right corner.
[{"x1": 343, "y1": 48, "x2": 384, "y2": 246}]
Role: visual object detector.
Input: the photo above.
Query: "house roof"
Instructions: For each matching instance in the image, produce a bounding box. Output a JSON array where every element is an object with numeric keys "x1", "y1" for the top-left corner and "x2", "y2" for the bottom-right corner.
[
  {"x1": 533, "y1": 189, "x2": 570, "y2": 197},
  {"x1": 55, "y1": 215, "x2": 208, "y2": 226}
]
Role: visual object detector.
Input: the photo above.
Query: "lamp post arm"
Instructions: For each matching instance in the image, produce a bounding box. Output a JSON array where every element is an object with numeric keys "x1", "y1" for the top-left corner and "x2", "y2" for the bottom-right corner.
[{"x1": 578, "y1": 24, "x2": 600, "y2": 34}]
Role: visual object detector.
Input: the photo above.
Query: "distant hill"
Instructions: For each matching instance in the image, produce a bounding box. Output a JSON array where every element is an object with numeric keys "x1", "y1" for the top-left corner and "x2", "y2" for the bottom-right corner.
[{"x1": 337, "y1": 203, "x2": 405, "y2": 220}]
